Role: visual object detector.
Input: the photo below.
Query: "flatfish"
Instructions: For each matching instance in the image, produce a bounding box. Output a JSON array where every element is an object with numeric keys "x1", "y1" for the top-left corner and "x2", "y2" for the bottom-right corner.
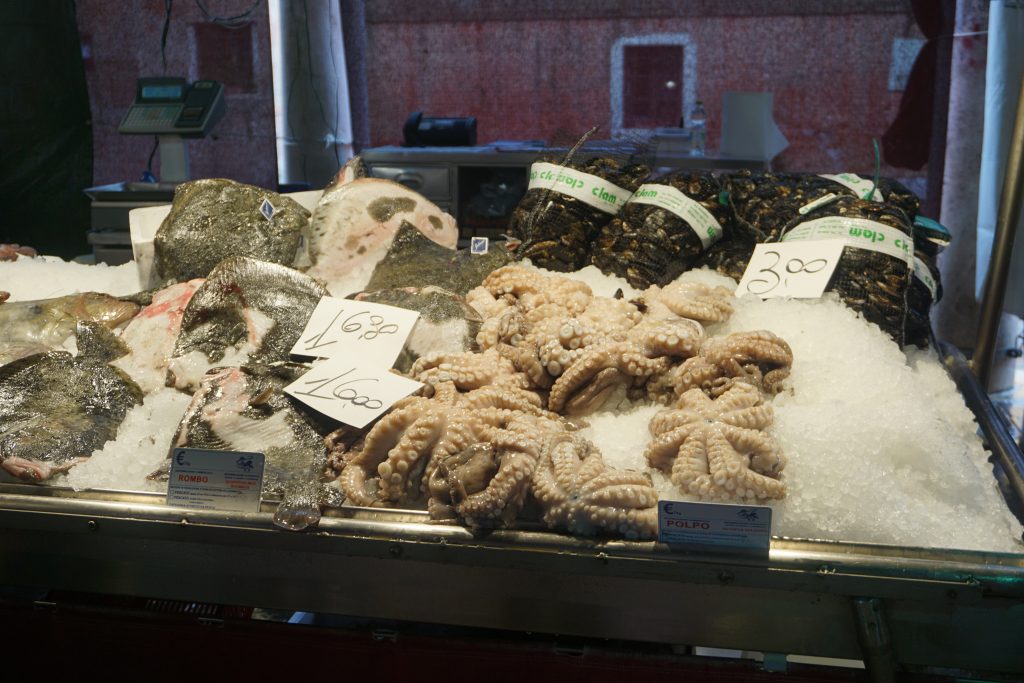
[
  {"x1": 306, "y1": 178, "x2": 458, "y2": 287},
  {"x1": 167, "y1": 257, "x2": 327, "y2": 392},
  {"x1": 0, "y1": 322, "x2": 143, "y2": 481},
  {"x1": 112, "y1": 279, "x2": 204, "y2": 394},
  {"x1": 162, "y1": 364, "x2": 339, "y2": 531},
  {"x1": 154, "y1": 178, "x2": 310, "y2": 283},
  {"x1": 0, "y1": 292, "x2": 140, "y2": 367},
  {"x1": 364, "y1": 220, "x2": 513, "y2": 295}
]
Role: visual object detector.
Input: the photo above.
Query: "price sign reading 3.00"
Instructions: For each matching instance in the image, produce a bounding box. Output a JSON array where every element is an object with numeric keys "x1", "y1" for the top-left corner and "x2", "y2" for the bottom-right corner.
[
  {"x1": 283, "y1": 356, "x2": 423, "y2": 428},
  {"x1": 735, "y1": 241, "x2": 845, "y2": 300},
  {"x1": 290, "y1": 296, "x2": 420, "y2": 368}
]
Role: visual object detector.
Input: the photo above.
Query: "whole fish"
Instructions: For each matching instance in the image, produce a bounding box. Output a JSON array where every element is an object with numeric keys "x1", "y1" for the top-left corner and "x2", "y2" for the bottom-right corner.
[
  {"x1": 154, "y1": 178, "x2": 310, "y2": 283},
  {"x1": 0, "y1": 322, "x2": 143, "y2": 481},
  {"x1": 306, "y1": 178, "x2": 458, "y2": 288},
  {"x1": 112, "y1": 279, "x2": 204, "y2": 394},
  {"x1": 159, "y1": 363, "x2": 339, "y2": 530},
  {"x1": 364, "y1": 221, "x2": 513, "y2": 295},
  {"x1": 0, "y1": 292, "x2": 140, "y2": 367},
  {"x1": 166, "y1": 257, "x2": 327, "y2": 392}
]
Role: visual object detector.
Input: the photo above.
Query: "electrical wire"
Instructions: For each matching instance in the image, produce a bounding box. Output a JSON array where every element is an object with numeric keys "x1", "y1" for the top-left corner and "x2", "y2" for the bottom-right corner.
[
  {"x1": 194, "y1": 0, "x2": 263, "y2": 29},
  {"x1": 302, "y1": 0, "x2": 339, "y2": 166},
  {"x1": 160, "y1": 0, "x2": 173, "y2": 74},
  {"x1": 146, "y1": 136, "x2": 159, "y2": 176}
]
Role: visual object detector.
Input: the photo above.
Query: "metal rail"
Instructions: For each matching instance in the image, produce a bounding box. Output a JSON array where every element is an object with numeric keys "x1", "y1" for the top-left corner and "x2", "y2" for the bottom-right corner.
[{"x1": 974, "y1": 72, "x2": 1024, "y2": 386}]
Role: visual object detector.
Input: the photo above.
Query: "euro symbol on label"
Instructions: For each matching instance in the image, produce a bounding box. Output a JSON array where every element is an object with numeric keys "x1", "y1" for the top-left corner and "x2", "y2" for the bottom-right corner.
[
  {"x1": 663, "y1": 502, "x2": 674, "y2": 514},
  {"x1": 175, "y1": 450, "x2": 189, "y2": 467}
]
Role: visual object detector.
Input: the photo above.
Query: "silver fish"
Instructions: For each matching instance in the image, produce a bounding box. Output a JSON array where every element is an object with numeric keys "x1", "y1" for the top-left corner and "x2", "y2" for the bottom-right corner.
[{"x1": 0, "y1": 292, "x2": 140, "y2": 367}]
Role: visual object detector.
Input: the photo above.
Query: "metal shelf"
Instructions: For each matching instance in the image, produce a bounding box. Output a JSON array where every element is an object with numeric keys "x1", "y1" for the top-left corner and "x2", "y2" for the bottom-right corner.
[{"x1": 1, "y1": 346, "x2": 1022, "y2": 678}]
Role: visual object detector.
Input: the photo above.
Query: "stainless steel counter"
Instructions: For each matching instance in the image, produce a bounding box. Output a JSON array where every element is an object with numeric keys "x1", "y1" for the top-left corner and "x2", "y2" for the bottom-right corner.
[{"x1": 1, "y1": 346, "x2": 1022, "y2": 678}]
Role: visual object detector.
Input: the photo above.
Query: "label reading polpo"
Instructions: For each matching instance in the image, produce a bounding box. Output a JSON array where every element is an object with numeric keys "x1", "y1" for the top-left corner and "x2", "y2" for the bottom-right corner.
[
  {"x1": 658, "y1": 500, "x2": 772, "y2": 556},
  {"x1": 527, "y1": 162, "x2": 632, "y2": 215},
  {"x1": 628, "y1": 184, "x2": 723, "y2": 249},
  {"x1": 781, "y1": 216, "x2": 914, "y2": 264},
  {"x1": 819, "y1": 173, "x2": 884, "y2": 202}
]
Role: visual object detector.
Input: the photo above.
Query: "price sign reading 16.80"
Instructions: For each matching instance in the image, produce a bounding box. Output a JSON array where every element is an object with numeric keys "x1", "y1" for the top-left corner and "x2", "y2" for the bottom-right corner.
[
  {"x1": 734, "y1": 241, "x2": 845, "y2": 300},
  {"x1": 290, "y1": 296, "x2": 420, "y2": 369}
]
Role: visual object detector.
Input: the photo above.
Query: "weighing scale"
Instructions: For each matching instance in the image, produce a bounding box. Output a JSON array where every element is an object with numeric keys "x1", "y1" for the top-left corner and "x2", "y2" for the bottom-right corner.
[{"x1": 86, "y1": 77, "x2": 225, "y2": 263}]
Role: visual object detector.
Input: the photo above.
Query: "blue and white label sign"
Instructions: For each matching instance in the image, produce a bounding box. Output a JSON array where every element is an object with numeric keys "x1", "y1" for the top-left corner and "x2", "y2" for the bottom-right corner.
[
  {"x1": 167, "y1": 448, "x2": 265, "y2": 513},
  {"x1": 259, "y1": 198, "x2": 275, "y2": 220},
  {"x1": 658, "y1": 500, "x2": 772, "y2": 555},
  {"x1": 470, "y1": 236, "x2": 489, "y2": 254}
]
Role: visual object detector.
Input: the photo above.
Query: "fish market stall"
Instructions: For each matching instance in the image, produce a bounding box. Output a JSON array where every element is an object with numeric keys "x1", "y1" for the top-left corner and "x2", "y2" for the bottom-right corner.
[{"x1": 1, "y1": 158, "x2": 1023, "y2": 680}]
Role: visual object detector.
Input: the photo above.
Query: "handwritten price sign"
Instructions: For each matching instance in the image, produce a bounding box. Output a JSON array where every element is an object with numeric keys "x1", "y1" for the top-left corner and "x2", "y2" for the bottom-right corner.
[
  {"x1": 735, "y1": 241, "x2": 844, "y2": 299},
  {"x1": 283, "y1": 357, "x2": 423, "y2": 428},
  {"x1": 290, "y1": 296, "x2": 419, "y2": 368}
]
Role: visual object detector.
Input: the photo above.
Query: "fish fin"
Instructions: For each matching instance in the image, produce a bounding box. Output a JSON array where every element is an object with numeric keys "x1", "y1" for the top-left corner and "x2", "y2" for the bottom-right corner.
[{"x1": 75, "y1": 320, "x2": 130, "y2": 362}]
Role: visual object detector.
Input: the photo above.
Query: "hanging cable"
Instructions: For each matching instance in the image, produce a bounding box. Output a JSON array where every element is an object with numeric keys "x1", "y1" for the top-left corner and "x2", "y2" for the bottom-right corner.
[
  {"x1": 160, "y1": 0, "x2": 173, "y2": 74},
  {"x1": 194, "y1": 0, "x2": 263, "y2": 29}
]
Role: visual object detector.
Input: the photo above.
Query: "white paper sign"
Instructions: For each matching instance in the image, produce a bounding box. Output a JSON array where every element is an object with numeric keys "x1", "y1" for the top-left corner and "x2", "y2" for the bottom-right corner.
[
  {"x1": 658, "y1": 500, "x2": 772, "y2": 555},
  {"x1": 166, "y1": 448, "x2": 265, "y2": 513},
  {"x1": 283, "y1": 357, "x2": 423, "y2": 428},
  {"x1": 290, "y1": 296, "x2": 420, "y2": 367},
  {"x1": 735, "y1": 241, "x2": 844, "y2": 299},
  {"x1": 528, "y1": 162, "x2": 632, "y2": 214}
]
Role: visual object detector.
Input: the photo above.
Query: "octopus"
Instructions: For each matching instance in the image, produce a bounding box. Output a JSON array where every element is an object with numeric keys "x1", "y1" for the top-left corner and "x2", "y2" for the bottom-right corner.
[
  {"x1": 657, "y1": 330, "x2": 793, "y2": 400},
  {"x1": 531, "y1": 433, "x2": 659, "y2": 540},
  {"x1": 426, "y1": 411, "x2": 549, "y2": 527},
  {"x1": 478, "y1": 264, "x2": 593, "y2": 315},
  {"x1": 644, "y1": 383, "x2": 786, "y2": 502},
  {"x1": 335, "y1": 383, "x2": 553, "y2": 513},
  {"x1": 547, "y1": 340, "x2": 671, "y2": 415},
  {"x1": 639, "y1": 280, "x2": 734, "y2": 324},
  {"x1": 409, "y1": 348, "x2": 530, "y2": 394},
  {"x1": 545, "y1": 314, "x2": 705, "y2": 415}
]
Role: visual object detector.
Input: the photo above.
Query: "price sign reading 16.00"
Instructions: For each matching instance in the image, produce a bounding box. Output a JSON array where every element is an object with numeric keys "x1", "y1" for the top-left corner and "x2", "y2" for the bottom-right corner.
[
  {"x1": 290, "y1": 296, "x2": 420, "y2": 369},
  {"x1": 283, "y1": 357, "x2": 423, "y2": 428},
  {"x1": 735, "y1": 242, "x2": 845, "y2": 300}
]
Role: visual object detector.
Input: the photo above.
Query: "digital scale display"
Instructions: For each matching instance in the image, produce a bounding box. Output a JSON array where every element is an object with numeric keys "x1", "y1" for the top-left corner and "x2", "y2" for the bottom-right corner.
[{"x1": 141, "y1": 84, "x2": 184, "y2": 101}]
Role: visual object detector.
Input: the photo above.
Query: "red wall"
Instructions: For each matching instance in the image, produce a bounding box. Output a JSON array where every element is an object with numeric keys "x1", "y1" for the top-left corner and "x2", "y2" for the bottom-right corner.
[
  {"x1": 76, "y1": 1, "x2": 277, "y2": 188},
  {"x1": 365, "y1": 11, "x2": 923, "y2": 178}
]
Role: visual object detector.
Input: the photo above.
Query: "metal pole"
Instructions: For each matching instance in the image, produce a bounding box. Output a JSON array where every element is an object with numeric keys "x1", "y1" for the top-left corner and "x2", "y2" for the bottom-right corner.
[{"x1": 973, "y1": 73, "x2": 1024, "y2": 386}]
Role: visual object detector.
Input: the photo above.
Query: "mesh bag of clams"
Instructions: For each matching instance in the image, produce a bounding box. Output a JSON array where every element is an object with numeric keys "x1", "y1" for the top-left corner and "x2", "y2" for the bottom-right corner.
[
  {"x1": 726, "y1": 170, "x2": 920, "y2": 242},
  {"x1": 591, "y1": 170, "x2": 729, "y2": 289},
  {"x1": 776, "y1": 195, "x2": 916, "y2": 344},
  {"x1": 507, "y1": 137, "x2": 649, "y2": 272},
  {"x1": 904, "y1": 216, "x2": 948, "y2": 348},
  {"x1": 697, "y1": 170, "x2": 922, "y2": 281}
]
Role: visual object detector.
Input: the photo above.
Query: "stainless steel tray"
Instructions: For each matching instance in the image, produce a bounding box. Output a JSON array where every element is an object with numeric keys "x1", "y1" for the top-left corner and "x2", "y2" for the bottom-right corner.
[{"x1": 1, "y1": 345, "x2": 1022, "y2": 677}]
